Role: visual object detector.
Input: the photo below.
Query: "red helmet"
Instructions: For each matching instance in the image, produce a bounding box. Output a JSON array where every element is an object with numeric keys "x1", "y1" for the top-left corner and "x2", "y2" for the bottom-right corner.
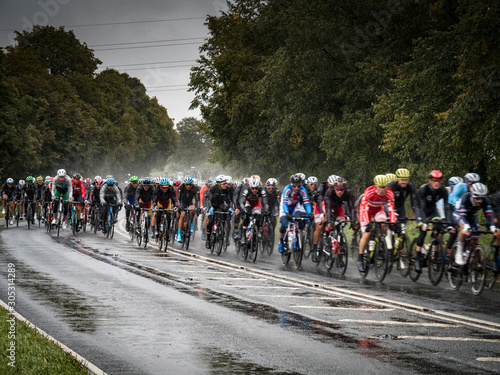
[
  {"x1": 174, "y1": 180, "x2": 180, "y2": 187},
  {"x1": 85, "y1": 178, "x2": 91, "y2": 184},
  {"x1": 428, "y1": 170, "x2": 443, "y2": 179}
]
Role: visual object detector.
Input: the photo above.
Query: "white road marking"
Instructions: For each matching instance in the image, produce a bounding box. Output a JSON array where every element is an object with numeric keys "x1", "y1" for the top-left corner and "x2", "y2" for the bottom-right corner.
[
  {"x1": 224, "y1": 286, "x2": 301, "y2": 289},
  {"x1": 398, "y1": 336, "x2": 500, "y2": 343},
  {"x1": 340, "y1": 319, "x2": 459, "y2": 327},
  {"x1": 476, "y1": 357, "x2": 500, "y2": 362},
  {"x1": 292, "y1": 305, "x2": 394, "y2": 311},
  {"x1": 250, "y1": 295, "x2": 341, "y2": 300}
]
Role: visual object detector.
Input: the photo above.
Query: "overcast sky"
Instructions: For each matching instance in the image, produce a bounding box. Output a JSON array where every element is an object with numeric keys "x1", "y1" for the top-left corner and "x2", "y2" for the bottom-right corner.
[{"x1": 0, "y1": 0, "x2": 228, "y2": 125}]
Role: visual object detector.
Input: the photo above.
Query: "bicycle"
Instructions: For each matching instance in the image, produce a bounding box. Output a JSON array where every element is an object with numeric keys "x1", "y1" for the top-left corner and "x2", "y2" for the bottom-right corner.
[
  {"x1": 89, "y1": 205, "x2": 100, "y2": 234},
  {"x1": 259, "y1": 214, "x2": 276, "y2": 256},
  {"x1": 25, "y1": 199, "x2": 36, "y2": 229},
  {"x1": 210, "y1": 211, "x2": 231, "y2": 256},
  {"x1": 35, "y1": 200, "x2": 42, "y2": 227},
  {"x1": 388, "y1": 218, "x2": 413, "y2": 278},
  {"x1": 156, "y1": 208, "x2": 174, "y2": 251},
  {"x1": 484, "y1": 241, "x2": 499, "y2": 290},
  {"x1": 241, "y1": 213, "x2": 260, "y2": 262},
  {"x1": 103, "y1": 204, "x2": 118, "y2": 239},
  {"x1": 81, "y1": 201, "x2": 90, "y2": 233},
  {"x1": 52, "y1": 198, "x2": 66, "y2": 238},
  {"x1": 319, "y1": 220, "x2": 349, "y2": 274},
  {"x1": 408, "y1": 220, "x2": 451, "y2": 286},
  {"x1": 358, "y1": 221, "x2": 390, "y2": 282},
  {"x1": 14, "y1": 200, "x2": 21, "y2": 227},
  {"x1": 3, "y1": 199, "x2": 15, "y2": 229},
  {"x1": 45, "y1": 202, "x2": 53, "y2": 232},
  {"x1": 281, "y1": 216, "x2": 309, "y2": 270},
  {"x1": 177, "y1": 208, "x2": 196, "y2": 250},
  {"x1": 350, "y1": 227, "x2": 361, "y2": 261},
  {"x1": 447, "y1": 230, "x2": 490, "y2": 295},
  {"x1": 70, "y1": 203, "x2": 78, "y2": 235},
  {"x1": 303, "y1": 219, "x2": 314, "y2": 259},
  {"x1": 136, "y1": 206, "x2": 152, "y2": 248}
]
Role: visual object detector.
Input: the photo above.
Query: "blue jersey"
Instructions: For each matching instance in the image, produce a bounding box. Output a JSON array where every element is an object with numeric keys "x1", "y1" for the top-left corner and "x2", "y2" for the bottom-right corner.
[
  {"x1": 279, "y1": 184, "x2": 312, "y2": 217},
  {"x1": 456, "y1": 192, "x2": 494, "y2": 227},
  {"x1": 448, "y1": 182, "x2": 468, "y2": 207}
]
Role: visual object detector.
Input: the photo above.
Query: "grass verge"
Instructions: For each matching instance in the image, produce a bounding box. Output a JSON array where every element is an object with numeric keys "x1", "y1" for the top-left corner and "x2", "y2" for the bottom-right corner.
[{"x1": 0, "y1": 305, "x2": 92, "y2": 374}]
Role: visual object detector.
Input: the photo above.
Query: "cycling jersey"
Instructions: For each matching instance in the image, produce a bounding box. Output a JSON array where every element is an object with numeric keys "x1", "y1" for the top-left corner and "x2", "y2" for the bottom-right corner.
[
  {"x1": 72, "y1": 180, "x2": 86, "y2": 202},
  {"x1": 23, "y1": 184, "x2": 36, "y2": 201},
  {"x1": 266, "y1": 188, "x2": 281, "y2": 215},
  {"x1": 89, "y1": 186, "x2": 101, "y2": 205},
  {"x1": 51, "y1": 176, "x2": 73, "y2": 200},
  {"x1": 359, "y1": 185, "x2": 396, "y2": 228},
  {"x1": 177, "y1": 183, "x2": 199, "y2": 208},
  {"x1": 490, "y1": 191, "x2": 500, "y2": 223},
  {"x1": 124, "y1": 182, "x2": 138, "y2": 205},
  {"x1": 416, "y1": 183, "x2": 450, "y2": 222},
  {"x1": 279, "y1": 184, "x2": 312, "y2": 217},
  {"x1": 135, "y1": 185, "x2": 154, "y2": 205},
  {"x1": 240, "y1": 186, "x2": 269, "y2": 213},
  {"x1": 199, "y1": 185, "x2": 209, "y2": 207},
  {"x1": 456, "y1": 192, "x2": 494, "y2": 228},
  {"x1": 324, "y1": 186, "x2": 356, "y2": 223},
  {"x1": 100, "y1": 182, "x2": 122, "y2": 206},
  {"x1": 207, "y1": 184, "x2": 232, "y2": 210},
  {"x1": 34, "y1": 183, "x2": 44, "y2": 200},
  {"x1": 0, "y1": 183, "x2": 17, "y2": 200},
  {"x1": 448, "y1": 182, "x2": 468, "y2": 207},
  {"x1": 388, "y1": 180, "x2": 419, "y2": 219},
  {"x1": 153, "y1": 186, "x2": 177, "y2": 208}
]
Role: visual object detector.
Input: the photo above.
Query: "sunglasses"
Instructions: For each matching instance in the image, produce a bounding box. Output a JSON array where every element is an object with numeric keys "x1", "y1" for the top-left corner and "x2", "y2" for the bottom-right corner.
[
  {"x1": 185, "y1": 183, "x2": 192, "y2": 186},
  {"x1": 335, "y1": 188, "x2": 345, "y2": 192},
  {"x1": 292, "y1": 185, "x2": 301, "y2": 189},
  {"x1": 398, "y1": 178, "x2": 409, "y2": 182},
  {"x1": 221, "y1": 182, "x2": 228, "y2": 185},
  {"x1": 161, "y1": 186, "x2": 169, "y2": 189},
  {"x1": 251, "y1": 187, "x2": 259, "y2": 190}
]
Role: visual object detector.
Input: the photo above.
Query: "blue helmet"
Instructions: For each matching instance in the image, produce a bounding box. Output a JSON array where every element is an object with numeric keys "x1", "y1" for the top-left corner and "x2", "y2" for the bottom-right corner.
[
  {"x1": 184, "y1": 175, "x2": 193, "y2": 184},
  {"x1": 160, "y1": 178, "x2": 170, "y2": 187},
  {"x1": 142, "y1": 177, "x2": 151, "y2": 185},
  {"x1": 106, "y1": 178, "x2": 114, "y2": 186}
]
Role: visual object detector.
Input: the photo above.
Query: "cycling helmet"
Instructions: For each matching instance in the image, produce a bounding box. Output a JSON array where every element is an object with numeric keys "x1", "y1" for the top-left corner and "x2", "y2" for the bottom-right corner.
[
  {"x1": 249, "y1": 176, "x2": 261, "y2": 188},
  {"x1": 174, "y1": 180, "x2": 180, "y2": 187},
  {"x1": 84, "y1": 178, "x2": 91, "y2": 184},
  {"x1": 334, "y1": 176, "x2": 346, "y2": 186},
  {"x1": 160, "y1": 178, "x2": 170, "y2": 187},
  {"x1": 6, "y1": 178, "x2": 14, "y2": 184},
  {"x1": 26, "y1": 176, "x2": 34, "y2": 183},
  {"x1": 184, "y1": 175, "x2": 194, "y2": 184},
  {"x1": 57, "y1": 169, "x2": 66, "y2": 177},
  {"x1": 18, "y1": 180, "x2": 25, "y2": 187},
  {"x1": 327, "y1": 175, "x2": 338, "y2": 185},
  {"x1": 36, "y1": 176, "x2": 43, "y2": 183},
  {"x1": 226, "y1": 176, "x2": 232, "y2": 184},
  {"x1": 266, "y1": 178, "x2": 278, "y2": 187},
  {"x1": 106, "y1": 178, "x2": 114, "y2": 186},
  {"x1": 374, "y1": 175, "x2": 388, "y2": 187},
  {"x1": 73, "y1": 173, "x2": 81, "y2": 180},
  {"x1": 105, "y1": 174, "x2": 113, "y2": 180},
  {"x1": 307, "y1": 176, "x2": 318, "y2": 184},
  {"x1": 242, "y1": 177, "x2": 250, "y2": 185},
  {"x1": 290, "y1": 174, "x2": 302, "y2": 184},
  {"x1": 470, "y1": 183, "x2": 488, "y2": 198},
  {"x1": 395, "y1": 168, "x2": 410, "y2": 179},
  {"x1": 386, "y1": 173, "x2": 397, "y2": 182},
  {"x1": 215, "y1": 175, "x2": 226, "y2": 183},
  {"x1": 143, "y1": 177, "x2": 152, "y2": 186},
  {"x1": 130, "y1": 176, "x2": 139, "y2": 182},
  {"x1": 428, "y1": 170, "x2": 443, "y2": 180},
  {"x1": 296, "y1": 173, "x2": 306, "y2": 181},
  {"x1": 94, "y1": 175, "x2": 102, "y2": 182},
  {"x1": 464, "y1": 173, "x2": 480, "y2": 184},
  {"x1": 44, "y1": 179, "x2": 51, "y2": 186},
  {"x1": 448, "y1": 176, "x2": 463, "y2": 186},
  {"x1": 153, "y1": 176, "x2": 160, "y2": 184},
  {"x1": 45, "y1": 175, "x2": 51, "y2": 181}
]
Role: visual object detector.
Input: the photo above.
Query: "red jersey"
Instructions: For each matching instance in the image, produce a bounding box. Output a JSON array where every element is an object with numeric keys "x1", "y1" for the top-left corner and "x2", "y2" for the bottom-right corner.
[
  {"x1": 72, "y1": 180, "x2": 86, "y2": 199},
  {"x1": 359, "y1": 185, "x2": 396, "y2": 225}
]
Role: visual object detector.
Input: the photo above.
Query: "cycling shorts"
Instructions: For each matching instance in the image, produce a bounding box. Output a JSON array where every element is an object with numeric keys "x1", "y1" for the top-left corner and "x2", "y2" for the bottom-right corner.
[{"x1": 360, "y1": 206, "x2": 386, "y2": 229}]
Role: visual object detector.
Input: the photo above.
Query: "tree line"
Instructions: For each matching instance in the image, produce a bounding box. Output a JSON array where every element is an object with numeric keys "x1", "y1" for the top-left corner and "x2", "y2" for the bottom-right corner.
[
  {"x1": 0, "y1": 25, "x2": 179, "y2": 180},
  {"x1": 189, "y1": 0, "x2": 499, "y2": 191}
]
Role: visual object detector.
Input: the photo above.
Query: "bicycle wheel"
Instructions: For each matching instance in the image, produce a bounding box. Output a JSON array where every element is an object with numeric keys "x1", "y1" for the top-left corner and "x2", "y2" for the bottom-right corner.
[
  {"x1": 56, "y1": 212, "x2": 61, "y2": 238},
  {"x1": 398, "y1": 235, "x2": 411, "y2": 278},
  {"x1": 408, "y1": 239, "x2": 421, "y2": 282},
  {"x1": 82, "y1": 207, "x2": 87, "y2": 233},
  {"x1": 448, "y1": 245, "x2": 463, "y2": 291},
  {"x1": 129, "y1": 216, "x2": 135, "y2": 242},
  {"x1": 265, "y1": 224, "x2": 275, "y2": 256},
  {"x1": 484, "y1": 245, "x2": 499, "y2": 290},
  {"x1": 303, "y1": 224, "x2": 313, "y2": 259},
  {"x1": 27, "y1": 205, "x2": 32, "y2": 229},
  {"x1": 110, "y1": 213, "x2": 115, "y2": 239},
  {"x1": 15, "y1": 205, "x2": 19, "y2": 227},
  {"x1": 292, "y1": 231, "x2": 303, "y2": 270},
  {"x1": 351, "y1": 230, "x2": 361, "y2": 261},
  {"x1": 249, "y1": 225, "x2": 258, "y2": 263},
  {"x1": 428, "y1": 240, "x2": 445, "y2": 286},
  {"x1": 184, "y1": 222, "x2": 192, "y2": 251},
  {"x1": 323, "y1": 235, "x2": 335, "y2": 272},
  {"x1": 281, "y1": 234, "x2": 291, "y2": 266},
  {"x1": 136, "y1": 217, "x2": 143, "y2": 246},
  {"x1": 360, "y1": 249, "x2": 370, "y2": 279},
  {"x1": 374, "y1": 239, "x2": 389, "y2": 282},
  {"x1": 470, "y1": 246, "x2": 485, "y2": 296},
  {"x1": 337, "y1": 233, "x2": 348, "y2": 275},
  {"x1": 215, "y1": 223, "x2": 224, "y2": 256}
]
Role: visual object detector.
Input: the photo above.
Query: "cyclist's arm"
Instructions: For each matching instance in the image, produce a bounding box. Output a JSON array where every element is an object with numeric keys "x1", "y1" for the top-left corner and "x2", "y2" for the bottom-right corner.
[{"x1": 408, "y1": 182, "x2": 420, "y2": 219}]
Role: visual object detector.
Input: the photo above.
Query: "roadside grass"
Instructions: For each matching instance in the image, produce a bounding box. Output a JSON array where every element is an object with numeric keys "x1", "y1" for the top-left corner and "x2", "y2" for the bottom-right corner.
[{"x1": 0, "y1": 306, "x2": 91, "y2": 374}]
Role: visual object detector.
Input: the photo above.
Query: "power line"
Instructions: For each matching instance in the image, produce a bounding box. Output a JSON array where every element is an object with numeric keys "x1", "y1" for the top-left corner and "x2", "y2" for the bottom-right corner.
[
  {"x1": 147, "y1": 88, "x2": 192, "y2": 92},
  {"x1": 0, "y1": 17, "x2": 207, "y2": 32},
  {"x1": 98, "y1": 64, "x2": 198, "y2": 72},
  {"x1": 93, "y1": 41, "x2": 202, "y2": 51},
  {"x1": 101, "y1": 59, "x2": 197, "y2": 68},
  {"x1": 89, "y1": 37, "x2": 205, "y2": 48}
]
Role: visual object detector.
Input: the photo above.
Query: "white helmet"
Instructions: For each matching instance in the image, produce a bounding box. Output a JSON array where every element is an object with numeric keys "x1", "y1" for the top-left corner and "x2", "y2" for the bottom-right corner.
[
  {"x1": 307, "y1": 176, "x2": 318, "y2": 184},
  {"x1": 464, "y1": 173, "x2": 480, "y2": 183},
  {"x1": 44, "y1": 175, "x2": 51, "y2": 181},
  {"x1": 266, "y1": 178, "x2": 278, "y2": 186},
  {"x1": 448, "y1": 176, "x2": 463, "y2": 186},
  {"x1": 18, "y1": 179, "x2": 25, "y2": 187},
  {"x1": 249, "y1": 176, "x2": 261, "y2": 188},
  {"x1": 296, "y1": 173, "x2": 306, "y2": 181},
  {"x1": 215, "y1": 175, "x2": 226, "y2": 183},
  {"x1": 226, "y1": 175, "x2": 232, "y2": 184},
  {"x1": 470, "y1": 183, "x2": 488, "y2": 198},
  {"x1": 57, "y1": 169, "x2": 66, "y2": 177},
  {"x1": 327, "y1": 175, "x2": 338, "y2": 185}
]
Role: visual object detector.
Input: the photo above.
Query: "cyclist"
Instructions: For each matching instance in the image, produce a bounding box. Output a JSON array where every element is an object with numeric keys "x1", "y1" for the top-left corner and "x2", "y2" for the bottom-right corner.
[
  {"x1": 448, "y1": 173, "x2": 480, "y2": 209},
  {"x1": 388, "y1": 168, "x2": 420, "y2": 225},
  {"x1": 278, "y1": 174, "x2": 313, "y2": 254},
  {"x1": 199, "y1": 179, "x2": 212, "y2": 239},
  {"x1": 205, "y1": 175, "x2": 233, "y2": 249},
  {"x1": 357, "y1": 175, "x2": 397, "y2": 273},
  {"x1": 490, "y1": 189, "x2": 500, "y2": 270},
  {"x1": 232, "y1": 177, "x2": 248, "y2": 241},
  {"x1": 176, "y1": 176, "x2": 200, "y2": 243},
  {"x1": 22, "y1": 176, "x2": 36, "y2": 224},
  {"x1": 1, "y1": 178, "x2": 17, "y2": 224},
  {"x1": 34, "y1": 176, "x2": 44, "y2": 203},
  {"x1": 41, "y1": 178, "x2": 52, "y2": 222},
  {"x1": 17, "y1": 180, "x2": 26, "y2": 219},
  {"x1": 135, "y1": 177, "x2": 154, "y2": 229},
  {"x1": 239, "y1": 175, "x2": 269, "y2": 246},
  {"x1": 152, "y1": 178, "x2": 177, "y2": 239},
  {"x1": 265, "y1": 178, "x2": 280, "y2": 233},
  {"x1": 386, "y1": 173, "x2": 397, "y2": 183},
  {"x1": 51, "y1": 169, "x2": 73, "y2": 229},
  {"x1": 71, "y1": 173, "x2": 86, "y2": 230},
  {"x1": 84, "y1": 178, "x2": 92, "y2": 202},
  {"x1": 324, "y1": 176, "x2": 356, "y2": 239},
  {"x1": 88, "y1": 176, "x2": 103, "y2": 229},
  {"x1": 100, "y1": 177, "x2": 122, "y2": 233},
  {"x1": 454, "y1": 183, "x2": 497, "y2": 265},
  {"x1": 413, "y1": 170, "x2": 452, "y2": 273},
  {"x1": 123, "y1": 176, "x2": 140, "y2": 231}
]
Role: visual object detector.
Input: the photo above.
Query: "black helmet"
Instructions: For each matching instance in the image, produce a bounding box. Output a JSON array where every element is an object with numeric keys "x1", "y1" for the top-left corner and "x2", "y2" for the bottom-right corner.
[{"x1": 290, "y1": 174, "x2": 302, "y2": 184}]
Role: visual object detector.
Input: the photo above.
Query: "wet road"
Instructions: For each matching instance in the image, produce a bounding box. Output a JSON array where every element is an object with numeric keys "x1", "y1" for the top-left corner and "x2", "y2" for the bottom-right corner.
[{"x1": 1, "y1": 217, "x2": 499, "y2": 374}]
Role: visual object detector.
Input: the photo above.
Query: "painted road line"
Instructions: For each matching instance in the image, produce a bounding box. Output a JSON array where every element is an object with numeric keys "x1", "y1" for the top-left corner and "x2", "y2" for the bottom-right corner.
[
  {"x1": 224, "y1": 285, "x2": 301, "y2": 289},
  {"x1": 204, "y1": 277, "x2": 266, "y2": 280},
  {"x1": 250, "y1": 295, "x2": 341, "y2": 299},
  {"x1": 340, "y1": 319, "x2": 459, "y2": 327},
  {"x1": 398, "y1": 336, "x2": 500, "y2": 343},
  {"x1": 476, "y1": 358, "x2": 500, "y2": 362},
  {"x1": 292, "y1": 305, "x2": 395, "y2": 311}
]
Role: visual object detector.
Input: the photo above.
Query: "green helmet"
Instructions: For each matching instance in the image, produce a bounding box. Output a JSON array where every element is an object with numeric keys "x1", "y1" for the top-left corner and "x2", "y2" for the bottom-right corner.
[
  {"x1": 26, "y1": 176, "x2": 34, "y2": 183},
  {"x1": 130, "y1": 176, "x2": 139, "y2": 182}
]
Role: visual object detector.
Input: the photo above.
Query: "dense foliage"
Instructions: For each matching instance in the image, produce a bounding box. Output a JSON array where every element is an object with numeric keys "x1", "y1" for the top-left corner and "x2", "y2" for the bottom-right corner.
[
  {"x1": 0, "y1": 26, "x2": 178, "y2": 180},
  {"x1": 190, "y1": 0, "x2": 499, "y2": 190}
]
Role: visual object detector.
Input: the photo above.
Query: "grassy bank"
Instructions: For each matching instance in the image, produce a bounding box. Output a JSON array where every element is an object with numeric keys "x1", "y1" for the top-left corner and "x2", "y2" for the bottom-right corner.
[{"x1": 0, "y1": 306, "x2": 91, "y2": 374}]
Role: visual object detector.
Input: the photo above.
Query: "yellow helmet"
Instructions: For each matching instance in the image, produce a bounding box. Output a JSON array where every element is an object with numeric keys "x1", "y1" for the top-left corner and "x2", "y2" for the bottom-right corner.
[
  {"x1": 396, "y1": 168, "x2": 410, "y2": 179},
  {"x1": 386, "y1": 173, "x2": 397, "y2": 183},
  {"x1": 374, "y1": 175, "x2": 388, "y2": 187}
]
